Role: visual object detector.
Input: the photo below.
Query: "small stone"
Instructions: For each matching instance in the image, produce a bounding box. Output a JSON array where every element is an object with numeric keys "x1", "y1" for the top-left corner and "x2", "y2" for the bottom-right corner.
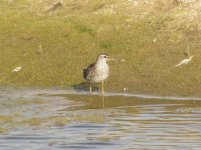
[
  {"x1": 123, "y1": 88, "x2": 128, "y2": 91},
  {"x1": 153, "y1": 38, "x2": 157, "y2": 42}
]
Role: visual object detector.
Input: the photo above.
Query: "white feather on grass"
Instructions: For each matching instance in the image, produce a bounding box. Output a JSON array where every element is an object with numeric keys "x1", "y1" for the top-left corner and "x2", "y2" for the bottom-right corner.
[
  {"x1": 12, "y1": 67, "x2": 22, "y2": 72},
  {"x1": 175, "y1": 46, "x2": 193, "y2": 67},
  {"x1": 175, "y1": 56, "x2": 193, "y2": 67}
]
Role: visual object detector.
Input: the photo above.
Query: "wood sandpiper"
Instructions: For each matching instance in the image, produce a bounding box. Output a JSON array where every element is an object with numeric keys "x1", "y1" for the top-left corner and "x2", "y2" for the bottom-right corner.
[{"x1": 83, "y1": 54, "x2": 113, "y2": 94}]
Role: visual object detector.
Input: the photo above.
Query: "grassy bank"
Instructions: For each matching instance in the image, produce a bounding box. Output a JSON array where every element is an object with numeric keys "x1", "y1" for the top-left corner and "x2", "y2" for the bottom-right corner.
[{"x1": 1, "y1": 0, "x2": 201, "y2": 96}]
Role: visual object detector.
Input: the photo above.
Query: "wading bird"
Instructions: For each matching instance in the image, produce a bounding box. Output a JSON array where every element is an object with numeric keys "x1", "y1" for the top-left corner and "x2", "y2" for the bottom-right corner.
[{"x1": 83, "y1": 54, "x2": 113, "y2": 94}]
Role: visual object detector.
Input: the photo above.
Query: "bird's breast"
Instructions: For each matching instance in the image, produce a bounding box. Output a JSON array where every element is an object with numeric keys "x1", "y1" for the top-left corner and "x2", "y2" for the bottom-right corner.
[{"x1": 91, "y1": 63, "x2": 109, "y2": 83}]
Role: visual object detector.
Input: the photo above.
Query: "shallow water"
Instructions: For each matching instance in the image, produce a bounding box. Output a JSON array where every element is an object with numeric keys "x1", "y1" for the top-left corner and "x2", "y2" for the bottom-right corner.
[{"x1": 1, "y1": 88, "x2": 201, "y2": 150}]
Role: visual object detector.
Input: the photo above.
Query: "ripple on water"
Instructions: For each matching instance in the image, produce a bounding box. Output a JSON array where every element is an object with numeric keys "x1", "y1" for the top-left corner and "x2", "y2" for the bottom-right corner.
[{"x1": 0, "y1": 88, "x2": 201, "y2": 149}]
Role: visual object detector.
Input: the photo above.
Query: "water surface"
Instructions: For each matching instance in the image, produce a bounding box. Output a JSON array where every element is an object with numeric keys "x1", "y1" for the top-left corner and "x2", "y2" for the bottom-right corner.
[{"x1": 0, "y1": 88, "x2": 201, "y2": 150}]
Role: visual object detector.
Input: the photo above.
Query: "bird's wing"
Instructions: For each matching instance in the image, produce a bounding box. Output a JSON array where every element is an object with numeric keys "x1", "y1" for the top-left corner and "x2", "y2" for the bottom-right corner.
[
  {"x1": 87, "y1": 63, "x2": 96, "y2": 69},
  {"x1": 83, "y1": 63, "x2": 96, "y2": 80}
]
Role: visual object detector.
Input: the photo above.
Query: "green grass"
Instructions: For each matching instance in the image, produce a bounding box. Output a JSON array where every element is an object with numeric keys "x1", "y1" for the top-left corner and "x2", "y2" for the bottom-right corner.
[{"x1": 0, "y1": 0, "x2": 201, "y2": 96}]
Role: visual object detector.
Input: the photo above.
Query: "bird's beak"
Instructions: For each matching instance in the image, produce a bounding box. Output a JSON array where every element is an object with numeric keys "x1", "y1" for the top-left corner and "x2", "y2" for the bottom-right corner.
[{"x1": 109, "y1": 58, "x2": 115, "y2": 61}]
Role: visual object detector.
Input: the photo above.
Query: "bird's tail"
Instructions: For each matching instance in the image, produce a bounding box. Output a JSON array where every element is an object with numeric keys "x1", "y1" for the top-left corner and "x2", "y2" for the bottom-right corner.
[{"x1": 83, "y1": 68, "x2": 88, "y2": 79}]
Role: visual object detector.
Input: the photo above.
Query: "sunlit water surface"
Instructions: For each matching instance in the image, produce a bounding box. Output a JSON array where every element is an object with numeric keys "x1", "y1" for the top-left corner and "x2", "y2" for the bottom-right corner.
[{"x1": 0, "y1": 88, "x2": 201, "y2": 150}]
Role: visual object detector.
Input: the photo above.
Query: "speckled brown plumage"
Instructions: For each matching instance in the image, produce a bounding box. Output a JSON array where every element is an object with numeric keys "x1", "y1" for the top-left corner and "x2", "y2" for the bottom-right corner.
[{"x1": 83, "y1": 54, "x2": 111, "y2": 94}]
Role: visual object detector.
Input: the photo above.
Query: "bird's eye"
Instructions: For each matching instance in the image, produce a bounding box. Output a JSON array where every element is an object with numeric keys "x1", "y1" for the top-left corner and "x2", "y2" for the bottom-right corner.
[{"x1": 104, "y1": 55, "x2": 108, "y2": 58}]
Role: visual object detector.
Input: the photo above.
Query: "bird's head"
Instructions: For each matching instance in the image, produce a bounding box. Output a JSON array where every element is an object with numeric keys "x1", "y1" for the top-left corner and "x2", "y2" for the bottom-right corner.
[{"x1": 97, "y1": 54, "x2": 114, "y2": 62}]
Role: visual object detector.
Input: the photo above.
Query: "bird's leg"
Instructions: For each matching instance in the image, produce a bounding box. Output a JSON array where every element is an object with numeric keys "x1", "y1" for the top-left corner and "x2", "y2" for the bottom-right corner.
[
  {"x1": 102, "y1": 95, "x2": 105, "y2": 109},
  {"x1": 89, "y1": 83, "x2": 92, "y2": 93},
  {"x1": 101, "y1": 82, "x2": 104, "y2": 95}
]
